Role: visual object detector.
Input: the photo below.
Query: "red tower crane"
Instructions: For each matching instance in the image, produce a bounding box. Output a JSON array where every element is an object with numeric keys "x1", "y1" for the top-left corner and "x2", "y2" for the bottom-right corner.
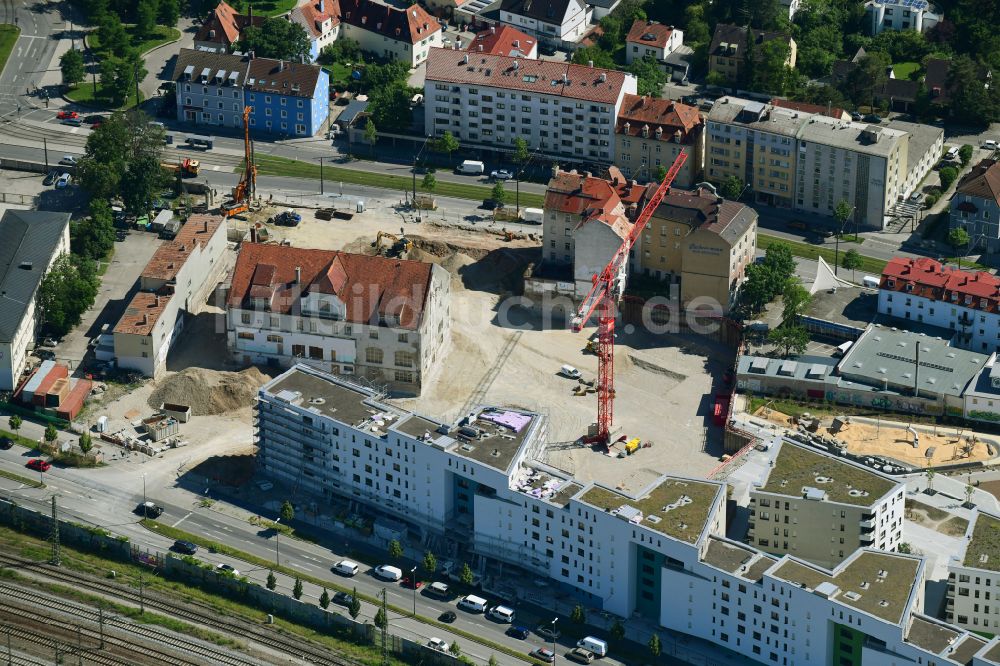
[{"x1": 571, "y1": 151, "x2": 688, "y2": 444}]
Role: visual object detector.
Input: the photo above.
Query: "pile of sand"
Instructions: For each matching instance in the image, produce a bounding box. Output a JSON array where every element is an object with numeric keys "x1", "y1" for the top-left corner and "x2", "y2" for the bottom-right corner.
[{"x1": 148, "y1": 367, "x2": 271, "y2": 415}]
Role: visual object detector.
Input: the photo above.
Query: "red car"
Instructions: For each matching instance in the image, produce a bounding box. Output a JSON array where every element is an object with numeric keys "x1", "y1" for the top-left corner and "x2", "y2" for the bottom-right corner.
[
  {"x1": 402, "y1": 577, "x2": 423, "y2": 590},
  {"x1": 56, "y1": 111, "x2": 78, "y2": 120},
  {"x1": 27, "y1": 459, "x2": 51, "y2": 472}
]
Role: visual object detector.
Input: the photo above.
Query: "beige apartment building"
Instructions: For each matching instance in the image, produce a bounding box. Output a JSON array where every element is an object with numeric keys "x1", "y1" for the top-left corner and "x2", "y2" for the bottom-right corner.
[
  {"x1": 614, "y1": 94, "x2": 703, "y2": 188},
  {"x1": 114, "y1": 214, "x2": 228, "y2": 377},
  {"x1": 637, "y1": 185, "x2": 756, "y2": 314},
  {"x1": 748, "y1": 440, "x2": 905, "y2": 569}
]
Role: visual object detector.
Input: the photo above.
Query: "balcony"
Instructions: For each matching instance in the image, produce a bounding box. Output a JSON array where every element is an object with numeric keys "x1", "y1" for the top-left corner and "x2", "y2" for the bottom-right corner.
[{"x1": 860, "y1": 532, "x2": 875, "y2": 544}]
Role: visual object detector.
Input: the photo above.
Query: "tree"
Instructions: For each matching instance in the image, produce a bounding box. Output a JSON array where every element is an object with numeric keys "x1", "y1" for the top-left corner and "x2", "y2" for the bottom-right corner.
[
  {"x1": 79, "y1": 432, "x2": 93, "y2": 454},
  {"x1": 98, "y1": 51, "x2": 147, "y2": 106},
  {"x1": 459, "y1": 562, "x2": 474, "y2": 586},
  {"x1": 319, "y1": 587, "x2": 330, "y2": 609},
  {"x1": 706, "y1": 70, "x2": 729, "y2": 87},
  {"x1": 834, "y1": 200, "x2": 853, "y2": 234},
  {"x1": 946, "y1": 54, "x2": 1000, "y2": 126},
  {"x1": 266, "y1": 570, "x2": 277, "y2": 590},
  {"x1": 843, "y1": 51, "x2": 891, "y2": 110},
  {"x1": 37, "y1": 255, "x2": 99, "y2": 337},
  {"x1": 781, "y1": 282, "x2": 812, "y2": 325},
  {"x1": 44, "y1": 424, "x2": 58, "y2": 444},
  {"x1": 423, "y1": 551, "x2": 437, "y2": 575},
  {"x1": 570, "y1": 604, "x2": 586, "y2": 624},
  {"x1": 768, "y1": 325, "x2": 809, "y2": 357},
  {"x1": 752, "y1": 39, "x2": 793, "y2": 95},
  {"x1": 939, "y1": 165, "x2": 959, "y2": 192},
  {"x1": 948, "y1": 226, "x2": 970, "y2": 267},
  {"x1": 512, "y1": 137, "x2": 530, "y2": 168},
  {"x1": 491, "y1": 182, "x2": 507, "y2": 207},
  {"x1": 898, "y1": 542, "x2": 913, "y2": 554},
  {"x1": 280, "y1": 500, "x2": 295, "y2": 523},
  {"x1": 421, "y1": 172, "x2": 437, "y2": 192},
  {"x1": 135, "y1": 0, "x2": 157, "y2": 38},
  {"x1": 965, "y1": 483, "x2": 975, "y2": 506},
  {"x1": 741, "y1": 264, "x2": 775, "y2": 315},
  {"x1": 359, "y1": 61, "x2": 409, "y2": 92},
  {"x1": 926, "y1": 466, "x2": 936, "y2": 493},
  {"x1": 96, "y1": 15, "x2": 128, "y2": 57},
  {"x1": 373, "y1": 607, "x2": 387, "y2": 629},
  {"x1": 72, "y1": 199, "x2": 116, "y2": 261},
  {"x1": 292, "y1": 577, "x2": 303, "y2": 600},
  {"x1": 319, "y1": 38, "x2": 362, "y2": 65},
  {"x1": 720, "y1": 176, "x2": 745, "y2": 200},
  {"x1": 648, "y1": 632, "x2": 662, "y2": 657},
  {"x1": 434, "y1": 131, "x2": 460, "y2": 163},
  {"x1": 348, "y1": 587, "x2": 361, "y2": 619},
  {"x1": 489, "y1": 656, "x2": 498, "y2": 666},
  {"x1": 629, "y1": 55, "x2": 668, "y2": 98},
  {"x1": 9, "y1": 415, "x2": 22, "y2": 438},
  {"x1": 654, "y1": 165, "x2": 668, "y2": 182},
  {"x1": 572, "y1": 45, "x2": 616, "y2": 70},
  {"x1": 60, "y1": 49, "x2": 85, "y2": 87},
  {"x1": 959, "y1": 144, "x2": 974, "y2": 166},
  {"x1": 764, "y1": 243, "x2": 796, "y2": 282},
  {"x1": 387, "y1": 539, "x2": 403, "y2": 559},
  {"x1": 367, "y1": 81, "x2": 412, "y2": 132},
  {"x1": 611, "y1": 619, "x2": 626, "y2": 641},
  {"x1": 237, "y1": 18, "x2": 310, "y2": 62},
  {"x1": 842, "y1": 249, "x2": 862, "y2": 281},
  {"x1": 449, "y1": 641, "x2": 461, "y2": 656},
  {"x1": 157, "y1": 0, "x2": 180, "y2": 28},
  {"x1": 364, "y1": 119, "x2": 378, "y2": 158}
]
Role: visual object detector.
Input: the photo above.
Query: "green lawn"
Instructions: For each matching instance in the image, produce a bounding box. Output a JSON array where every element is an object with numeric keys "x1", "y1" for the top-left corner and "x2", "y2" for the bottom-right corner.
[
  {"x1": 893, "y1": 61, "x2": 921, "y2": 80},
  {"x1": 252, "y1": 154, "x2": 547, "y2": 208},
  {"x1": 323, "y1": 62, "x2": 352, "y2": 89},
  {"x1": 0, "y1": 24, "x2": 20, "y2": 77},
  {"x1": 89, "y1": 24, "x2": 181, "y2": 55},
  {"x1": 242, "y1": 0, "x2": 298, "y2": 16},
  {"x1": 65, "y1": 81, "x2": 143, "y2": 110},
  {"x1": 758, "y1": 233, "x2": 887, "y2": 275}
]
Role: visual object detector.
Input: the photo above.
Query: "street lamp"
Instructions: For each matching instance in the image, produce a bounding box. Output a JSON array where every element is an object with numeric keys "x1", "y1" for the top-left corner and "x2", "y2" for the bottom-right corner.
[
  {"x1": 412, "y1": 135, "x2": 433, "y2": 208},
  {"x1": 141, "y1": 473, "x2": 147, "y2": 519},
  {"x1": 550, "y1": 617, "x2": 558, "y2": 661},
  {"x1": 274, "y1": 517, "x2": 281, "y2": 567},
  {"x1": 833, "y1": 206, "x2": 856, "y2": 276},
  {"x1": 410, "y1": 565, "x2": 417, "y2": 617}
]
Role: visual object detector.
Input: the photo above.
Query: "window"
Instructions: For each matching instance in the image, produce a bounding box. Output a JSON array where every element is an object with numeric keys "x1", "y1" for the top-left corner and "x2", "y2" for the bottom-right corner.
[
  {"x1": 365, "y1": 348, "x2": 383, "y2": 364},
  {"x1": 395, "y1": 351, "x2": 414, "y2": 368},
  {"x1": 394, "y1": 370, "x2": 413, "y2": 383},
  {"x1": 241, "y1": 312, "x2": 251, "y2": 324},
  {"x1": 237, "y1": 332, "x2": 254, "y2": 340},
  {"x1": 292, "y1": 344, "x2": 305, "y2": 357},
  {"x1": 308, "y1": 346, "x2": 323, "y2": 360}
]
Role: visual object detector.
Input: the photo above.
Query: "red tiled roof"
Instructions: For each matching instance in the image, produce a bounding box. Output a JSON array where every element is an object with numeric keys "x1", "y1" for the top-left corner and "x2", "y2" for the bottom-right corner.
[
  {"x1": 466, "y1": 25, "x2": 536, "y2": 58},
  {"x1": 194, "y1": 1, "x2": 262, "y2": 46},
  {"x1": 771, "y1": 98, "x2": 847, "y2": 120},
  {"x1": 956, "y1": 159, "x2": 1000, "y2": 205},
  {"x1": 292, "y1": 0, "x2": 341, "y2": 38},
  {"x1": 626, "y1": 20, "x2": 674, "y2": 48},
  {"x1": 425, "y1": 48, "x2": 630, "y2": 105},
  {"x1": 227, "y1": 244, "x2": 435, "y2": 330},
  {"x1": 881, "y1": 257, "x2": 1000, "y2": 313},
  {"x1": 545, "y1": 167, "x2": 636, "y2": 240},
  {"x1": 141, "y1": 214, "x2": 225, "y2": 283},
  {"x1": 115, "y1": 292, "x2": 173, "y2": 336},
  {"x1": 340, "y1": 0, "x2": 440, "y2": 45},
  {"x1": 616, "y1": 94, "x2": 702, "y2": 144},
  {"x1": 246, "y1": 58, "x2": 323, "y2": 98}
]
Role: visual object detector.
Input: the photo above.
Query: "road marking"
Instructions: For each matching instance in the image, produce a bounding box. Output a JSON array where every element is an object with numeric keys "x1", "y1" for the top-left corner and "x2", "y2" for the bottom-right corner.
[
  {"x1": 212, "y1": 165, "x2": 219, "y2": 171},
  {"x1": 172, "y1": 511, "x2": 193, "y2": 528}
]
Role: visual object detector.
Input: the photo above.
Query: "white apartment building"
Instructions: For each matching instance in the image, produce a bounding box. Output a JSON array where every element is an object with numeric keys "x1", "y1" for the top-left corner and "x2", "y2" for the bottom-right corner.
[
  {"x1": 172, "y1": 49, "x2": 248, "y2": 130},
  {"x1": 114, "y1": 214, "x2": 228, "y2": 378},
  {"x1": 0, "y1": 211, "x2": 70, "y2": 391},
  {"x1": 498, "y1": 0, "x2": 590, "y2": 47},
  {"x1": 226, "y1": 244, "x2": 450, "y2": 396},
  {"x1": 625, "y1": 20, "x2": 683, "y2": 68},
  {"x1": 878, "y1": 256, "x2": 1000, "y2": 355},
  {"x1": 749, "y1": 441, "x2": 905, "y2": 569},
  {"x1": 865, "y1": 0, "x2": 941, "y2": 35},
  {"x1": 256, "y1": 364, "x2": 1000, "y2": 665},
  {"x1": 339, "y1": 0, "x2": 442, "y2": 68},
  {"x1": 424, "y1": 48, "x2": 636, "y2": 165},
  {"x1": 949, "y1": 511, "x2": 1000, "y2": 634}
]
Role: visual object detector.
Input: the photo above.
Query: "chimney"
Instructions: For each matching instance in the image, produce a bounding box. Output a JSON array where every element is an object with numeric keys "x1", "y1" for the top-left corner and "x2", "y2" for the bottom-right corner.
[
  {"x1": 478, "y1": 44, "x2": 483, "y2": 52},
  {"x1": 250, "y1": 225, "x2": 257, "y2": 243},
  {"x1": 513, "y1": 39, "x2": 520, "y2": 48},
  {"x1": 587, "y1": 59, "x2": 593, "y2": 68},
  {"x1": 598, "y1": 72, "x2": 606, "y2": 82},
  {"x1": 490, "y1": 25, "x2": 496, "y2": 34},
  {"x1": 295, "y1": 266, "x2": 302, "y2": 284},
  {"x1": 203, "y1": 219, "x2": 208, "y2": 232},
  {"x1": 462, "y1": 54, "x2": 469, "y2": 64},
  {"x1": 279, "y1": 60, "x2": 284, "y2": 71},
  {"x1": 209, "y1": 29, "x2": 216, "y2": 38},
  {"x1": 319, "y1": 0, "x2": 324, "y2": 12}
]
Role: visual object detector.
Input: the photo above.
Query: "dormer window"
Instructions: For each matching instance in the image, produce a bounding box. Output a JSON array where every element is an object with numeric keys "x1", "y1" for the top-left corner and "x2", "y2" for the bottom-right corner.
[
  {"x1": 886, "y1": 279, "x2": 894, "y2": 288},
  {"x1": 904, "y1": 283, "x2": 913, "y2": 292},
  {"x1": 981, "y1": 298, "x2": 989, "y2": 308},
  {"x1": 965, "y1": 295, "x2": 973, "y2": 305}
]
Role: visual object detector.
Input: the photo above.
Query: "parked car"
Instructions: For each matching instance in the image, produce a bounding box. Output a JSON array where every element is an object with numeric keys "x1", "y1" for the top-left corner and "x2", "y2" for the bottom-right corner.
[
  {"x1": 909, "y1": 191, "x2": 925, "y2": 203},
  {"x1": 539, "y1": 44, "x2": 558, "y2": 56},
  {"x1": 40, "y1": 337, "x2": 58, "y2": 348},
  {"x1": 401, "y1": 577, "x2": 423, "y2": 590},
  {"x1": 333, "y1": 591, "x2": 357, "y2": 606},
  {"x1": 427, "y1": 638, "x2": 449, "y2": 652},
  {"x1": 26, "y1": 459, "x2": 51, "y2": 472},
  {"x1": 530, "y1": 648, "x2": 556, "y2": 663},
  {"x1": 0, "y1": 436, "x2": 13, "y2": 450},
  {"x1": 61, "y1": 117, "x2": 82, "y2": 126},
  {"x1": 787, "y1": 220, "x2": 807, "y2": 230},
  {"x1": 480, "y1": 198, "x2": 501, "y2": 210},
  {"x1": 681, "y1": 94, "x2": 699, "y2": 106},
  {"x1": 559, "y1": 364, "x2": 581, "y2": 380},
  {"x1": 567, "y1": 648, "x2": 595, "y2": 664},
  {"x1": 506, "y1": 626, "x2": 530, "y2": 640},
  {"x1": 56, "y1": 110, "x2": 78, "y2": 120},
  {"x1": 216, "y1": 563, "x2": 239, "y2": 576},
  {"x1": 172, "y1": 540, "x2": 198, "y2": 555},
  {"x1": 135, "y1": 501, "x2": 164, "y2": 518},
  {"x1": 850, "y1": 111, "x2": 864, "y2": 121},
  {"x1": 35, "y1": 349, "x2": 55, "y2": 360},
  {"x1": 863, "y1": 114, "x2": 882, "y2": 123},
  {"x1": 58, "y1": 155, "x2": 77, "y2": 166},
  {"x1": 983, "y1": 139, "x2": 998, "y2": 151},
  {"x1": 43, "y1": 169, "x2": 59, "y2": 186},
  {"x1": 490, "y1": 169, "x2": 513, "y2": 181},
  {"x1": 439, "y1": 611, "x2": 457, "y2": 623},
  {"x1": 55, "y1": 173, "x2": 71, "y2": 189},
  {"x1": 374, "y1": 564, "x2": 403, "y2": 581},
  {"x1": 84, "y1": 115, "x2": 104, "y2": 125},
  {"x1": 536, "y1": 624, "x2": 561, "y2": 640}
]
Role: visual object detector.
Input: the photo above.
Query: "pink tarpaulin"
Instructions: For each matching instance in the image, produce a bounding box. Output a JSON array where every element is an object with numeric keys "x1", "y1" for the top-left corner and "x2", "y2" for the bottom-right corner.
[{"x1": 479, "y1": 410, "x2": 530, "y2": 433}]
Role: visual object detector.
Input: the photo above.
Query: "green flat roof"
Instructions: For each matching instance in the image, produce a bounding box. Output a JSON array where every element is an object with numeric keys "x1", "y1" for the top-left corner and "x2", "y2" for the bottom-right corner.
[
  {"x1": 759, "y1": 442, "x2": 897, "y2": 507},
  {"x1": 771, "y1": 551, "x2": 920, "y2": 625},
  {"x1": 580, "y1": 477, "x2": 720, "y2": 544},
  {"x1": 963, "y1": 513, "x2": 1000, "y2": 572}
]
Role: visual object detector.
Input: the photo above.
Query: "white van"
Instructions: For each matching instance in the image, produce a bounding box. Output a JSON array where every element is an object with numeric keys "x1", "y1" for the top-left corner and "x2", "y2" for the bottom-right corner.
[
  {"x1": 426, "y1": 581, "x2": 450, "y2": 598},
  {"x1": 577, "y1": 636, "x2": 608, "y2": 657},
  {"x1": 946, "y1": 146, "x2": 960, "y2": 160},
  {"x1": 457, "y1": 594, "x2": 488, "y2": 613},
  {"x1": 457, "y1": 160, "x2": 485, "y2": 175},
  {"x1": 521, "y1": 207, "x2": 544, "y2": 224},
  {"x1": 374, "y1": 564, "x2": 403, "y2": 581},
  {"x1": 334, "y1": 560, "x2": 359, "y2": 576},
  {"x1": 559, "y1": 364, "x2": 581, "y2": 379},
  {"x1": 487, "y1": 605, "x2": 515, "y2": 623}
]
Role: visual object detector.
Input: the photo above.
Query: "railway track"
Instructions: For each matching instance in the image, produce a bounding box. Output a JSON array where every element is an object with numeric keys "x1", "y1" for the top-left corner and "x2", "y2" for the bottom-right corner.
[
  {"x1": 0, "y1": 554, "x2": 359, "y2": 666},
  {"x1": 0, "y1": 625, "x2": 58, "y2": 666}
]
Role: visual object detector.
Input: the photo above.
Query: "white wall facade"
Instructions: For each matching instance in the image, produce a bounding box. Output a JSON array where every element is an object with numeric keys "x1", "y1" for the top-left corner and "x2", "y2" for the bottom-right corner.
[
  {"x1": 866, "y1": 0, "x2": 941, "y2": 35},
  {"x1": 625, "y1": 29, "x2": 683, "y2": 66},
  {"x1": 878, "y1": 287, "x2": 1000, "y2": 354},
  {"x1": 499, "y1": 0, "x2": 589, "y2": 46},
  {"x1": 341, "y1": 23, "x2": 442, "y2": 67}
]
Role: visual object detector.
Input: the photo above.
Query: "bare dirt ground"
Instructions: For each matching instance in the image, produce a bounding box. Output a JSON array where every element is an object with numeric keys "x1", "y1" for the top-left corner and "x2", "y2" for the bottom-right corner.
[{"x1": 754, "y1": 408, "x2": 996, "y2": 467}]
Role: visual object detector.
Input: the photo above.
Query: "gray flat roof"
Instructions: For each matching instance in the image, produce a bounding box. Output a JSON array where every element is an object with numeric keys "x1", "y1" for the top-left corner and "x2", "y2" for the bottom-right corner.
[
  {"x1": 261, "y1": 365, "x2": 401, "y2": 430},
  {"x1": 703, "y1": 537, "x2": 758, "y2": 574},
  {"x1": 707, "y1": 97, "x2": 806, "y2": 138},
  {"x1": 446, "y1": 408, "x2": 536, "y2": 472},
  {"x1": 0, "y1": 211, "x2": 70, "y2": 343},
  {"x1": 838, "y1": 325, "x2": 986, "y2": 398},
  {"x1": 888, "y1": 119, "x2": 944, "y2": 165},
  {"x1": 796, "y1": 114, "x2": 906, "y2": 157},
  {"x1": 905, "y1": 615, "x2": 961, "y2": 653},
  {"x1": 395, "y1": 414, "x2": 446, "y2": 440}
]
